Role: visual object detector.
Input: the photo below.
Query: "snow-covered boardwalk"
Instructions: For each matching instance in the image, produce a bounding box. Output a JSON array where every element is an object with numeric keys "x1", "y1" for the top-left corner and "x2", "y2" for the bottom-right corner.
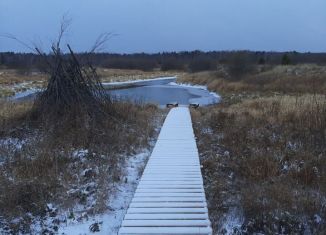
[{"x1": 119, "y1": 107, "x2": 212, "y2": 234}]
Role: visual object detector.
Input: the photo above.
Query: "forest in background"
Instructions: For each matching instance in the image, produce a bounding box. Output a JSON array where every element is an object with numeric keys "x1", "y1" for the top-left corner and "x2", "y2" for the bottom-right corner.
[{"x1": 1, "y1": 50, "x2": 326, "y2": 74}]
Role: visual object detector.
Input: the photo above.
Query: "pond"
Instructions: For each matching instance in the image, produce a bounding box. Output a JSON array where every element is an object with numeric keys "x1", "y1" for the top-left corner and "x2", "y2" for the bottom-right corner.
[
  {"x1": 11, "y1": 77, "x2": 220, "y2": 107},
  {"x1": 107, "y1": 79, "x2": 220, "y2": 107}
]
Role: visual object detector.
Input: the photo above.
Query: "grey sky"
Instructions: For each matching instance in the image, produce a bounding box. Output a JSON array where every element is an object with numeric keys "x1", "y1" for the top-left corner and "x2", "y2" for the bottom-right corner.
[{"x1": 1, "y1": 0, "x2": 326, "y2": 53}]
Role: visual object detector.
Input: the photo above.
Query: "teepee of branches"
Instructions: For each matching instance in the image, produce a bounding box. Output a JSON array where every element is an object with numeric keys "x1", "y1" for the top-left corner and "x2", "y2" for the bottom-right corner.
[
  {"x1": 33, "y1": 45, "x2": 108, "y2": 119},
  {"x1": 30, "y1": 19, "x2": 113, "y2": 127}
]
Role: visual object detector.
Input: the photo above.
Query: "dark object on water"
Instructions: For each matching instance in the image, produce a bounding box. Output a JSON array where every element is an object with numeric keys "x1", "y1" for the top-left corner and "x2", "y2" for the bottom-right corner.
[
  {"x1": 166, "y1": 102, "x2": 178, "y2": 108},
  {"x1": 190, "y1": 103, "x2": 199, "y2": 108}
]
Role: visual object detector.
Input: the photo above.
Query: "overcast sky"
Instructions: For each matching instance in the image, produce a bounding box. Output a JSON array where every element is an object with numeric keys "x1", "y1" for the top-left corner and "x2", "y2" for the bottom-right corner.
[{"x1": 1, "y1": 0, "x2": 326, "y2": 53}]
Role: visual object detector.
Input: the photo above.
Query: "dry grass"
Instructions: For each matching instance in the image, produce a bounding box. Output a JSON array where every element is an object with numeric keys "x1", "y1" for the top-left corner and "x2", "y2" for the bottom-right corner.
[
  {"x1": 0, "y1": 68, "x2": 181, "y2": 98},
  {"x1": 0, "y1": 69, "x2": 46, "y2": 98},
  {"x1": 192, "y1": 95, "x2": 326, "y2": 234},
  {"x1": 0, "y1": 99, "x2": 163, "y2": 234},
  {"x1": 187, "y1": 64, "x2": 326, "y2": 234},
  {"x1": 97, "y1": 68, "x2": 182, "y2": 83},
  {"x1": 0, "y1": 69, "x2": 47, "y2": 86},
  {"x1": 179, "y1": 64, "x2": 326, "y2": 95},
  {"x1": 0, "y1": 68, "x2": 178, "y2": 85},
  {"x1": 0, "y1": 100, "x2": 34, "y2": 136}
]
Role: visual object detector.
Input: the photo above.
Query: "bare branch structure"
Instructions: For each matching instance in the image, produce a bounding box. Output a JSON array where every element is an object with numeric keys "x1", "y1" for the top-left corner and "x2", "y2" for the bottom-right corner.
[
  {"x1": 2, "y1": 15, "x2": 116, "y2": 131},
  {"x1": 29, "y1": 16, "x2": 113, "y2": 130}
]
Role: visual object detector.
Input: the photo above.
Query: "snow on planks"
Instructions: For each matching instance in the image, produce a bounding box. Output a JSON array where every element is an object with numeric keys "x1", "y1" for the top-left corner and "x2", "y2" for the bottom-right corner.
[{"x1": 119, "y1": 107, "x2": 212, "y2": 235}]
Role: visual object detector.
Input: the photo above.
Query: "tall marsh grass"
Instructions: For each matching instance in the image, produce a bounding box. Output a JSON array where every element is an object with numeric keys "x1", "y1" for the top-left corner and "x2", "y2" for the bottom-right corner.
[{"x1": 192, "y1": 94, "x2": 326, "y2": 234}]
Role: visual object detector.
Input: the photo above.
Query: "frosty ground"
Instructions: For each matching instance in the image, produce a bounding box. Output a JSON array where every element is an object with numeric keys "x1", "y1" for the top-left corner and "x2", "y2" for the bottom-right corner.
[
  {"x1": 58, "y1": 150, "x2": 151, "y2": 235},
  {"x1": 0, "y1": 97, "x2": 164, "y2": 234}
]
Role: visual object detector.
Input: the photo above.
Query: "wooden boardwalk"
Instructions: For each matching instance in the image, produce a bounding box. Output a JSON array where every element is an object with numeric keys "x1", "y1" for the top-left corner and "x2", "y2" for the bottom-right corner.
[{"x1": 119, "y1": 107, "x2": 212, "y2": 234}]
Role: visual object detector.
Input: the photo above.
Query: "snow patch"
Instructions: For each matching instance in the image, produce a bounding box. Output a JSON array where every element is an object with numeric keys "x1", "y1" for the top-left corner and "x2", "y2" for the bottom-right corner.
[
  {"x1": 13, "y1": 88, "x2": 42, "y2": 99},
  {"x1": 72, "y1": 149, "x2": 89, "y2": 160},
  {"x1": 219, "y1": 207, "x2": 244, "y2": 235},
  {"x1": 0, "y1": 138, "x2": 26, "y2": 150},
  {"x1": 168, "y1": 82, "x2": 207, "y2": 90},
  {"x1": 58, "y1": 150, "x2": 150, "y2": 235}
]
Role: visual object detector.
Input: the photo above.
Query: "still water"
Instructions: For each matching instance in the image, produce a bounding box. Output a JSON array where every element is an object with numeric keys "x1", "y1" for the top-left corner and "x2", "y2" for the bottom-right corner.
[
  {"x1": 11, "y1": 78, "x2": 220, "y2": 107},
  {"x1": 109, "y1": 83, "x2": 220, "y2": 107}
]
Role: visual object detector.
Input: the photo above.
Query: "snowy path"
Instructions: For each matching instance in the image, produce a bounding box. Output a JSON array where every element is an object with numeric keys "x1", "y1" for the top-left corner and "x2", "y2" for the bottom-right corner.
[{"x1": 119, "y1": 107, "x2": 212, "y2": 234}]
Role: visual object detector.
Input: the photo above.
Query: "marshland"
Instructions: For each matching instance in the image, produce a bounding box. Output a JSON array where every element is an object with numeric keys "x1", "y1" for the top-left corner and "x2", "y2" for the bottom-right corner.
[{"x1": 1, "y1": 1, "x2": 326, "y2": 234}]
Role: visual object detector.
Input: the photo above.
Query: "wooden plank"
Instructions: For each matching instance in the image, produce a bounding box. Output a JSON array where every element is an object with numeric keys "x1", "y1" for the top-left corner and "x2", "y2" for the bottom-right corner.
[
  {"x1": 143, "y1": 170, "x2": 201, "y2": 173},
  {"x1": 122, "y1": 219, "x2": 210, "y2": 227},
  {"x1": 136, "y1": 189, "x2": 203, "y2": 193},
  {"x1": 141, "y1": 176, "x2": 202, "y2": 179},
  {"x1": 127, "y1": 207, "x2": 208, "y2": 214},
  {"x1": 134, "y1": 193, "x2": 206, "y2": 197},
  {"x1": 119, "y1": 227, "x2": 212, "y2": 234},
  {"x1": 124, "y1": 213, "x2": 209, "y2": 220},
  {"x1": 142, "y1": 173, "x2": 202, "y2": 176},
  {"x1": 147, "y1": 163, "x2": 200, "y2": 165},
  {"x1": 132, "y1": 197, "x2": 205, "y2": 202},
  {"x1": 139, "y1": 181, "x2": 202, "y2": 185},
  {"x1": 144, "y1": 168, "x2": 201, "y2": 171},
  {"x1": 143, "y1": 171, "x2": 201, "y2": 174},
  {"x1": 137, "y1": 185, "x2": 203, "y2": 188},
  {"x1": 140, "y1": 178, "x2": 202, "y2": 181},
  {"x1": 144, "y1": 166, "x2": 200, "y2": 169},
  {"x1": 148, "y1": 160, "x2": 199, "y2": 162},
  {"x1": 129, "y1": 202, "x2": 207, "y2": 208},
  {"x1": 137, "y1": 186, "x2": 203, "y2": 190},
  {"x1": 137, "y1": 186, "x2": 203, "y2": 189},
  {"x1": 140, "y1": 180, "x2": 202, "y2": 183}
]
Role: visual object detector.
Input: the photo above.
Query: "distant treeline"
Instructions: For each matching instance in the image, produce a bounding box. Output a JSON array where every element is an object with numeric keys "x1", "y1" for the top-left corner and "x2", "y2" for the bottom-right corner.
[{"x1": 1, "y1": 51, "x2": 326, "y2": 73}]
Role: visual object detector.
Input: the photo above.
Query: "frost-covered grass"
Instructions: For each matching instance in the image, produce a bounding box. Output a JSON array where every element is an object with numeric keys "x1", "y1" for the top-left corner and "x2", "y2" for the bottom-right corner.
[
  {"x1": 0, "y1": 99, "x2": 165, "y2": 234},
  {"x1": 58, "y1": 149, "x2": 151, "y2": 235},
  {"x1": 192, "y1": 94, "x2": 326, "y2": 234}
]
